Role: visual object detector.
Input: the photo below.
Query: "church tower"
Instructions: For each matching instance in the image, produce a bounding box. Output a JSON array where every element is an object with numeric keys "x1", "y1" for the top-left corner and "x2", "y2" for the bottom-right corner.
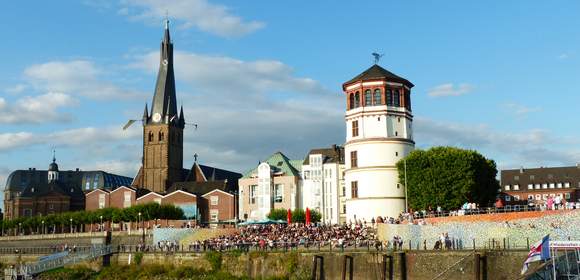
[
  {"x1": 342, "y1": 63, "x2": 415, "y2": 222},
  {"x1": 141, "y1": 19, "x2": 185, "y2": 193}
]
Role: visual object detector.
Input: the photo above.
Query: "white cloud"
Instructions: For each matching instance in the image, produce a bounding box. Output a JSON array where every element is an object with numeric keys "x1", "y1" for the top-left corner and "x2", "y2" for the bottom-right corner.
[
  {"x1": 0, "y1": 92, "x2": 77, "y2": 124},
  {"x1": 119, "y1": 0, "x2": 264, "y2": 38},
  {"x1": 414, "y1": 117, "x2": 580, "y2": 167},
  {"x1": 502, "y1": 103, "x2": 541, "y2": 118},
  {"x1": 132, "y1": 51, "x2": 328, "y2": 96},
  {"x1": 5, "y1": 84, "x2": 27, "y2": 94},
  {"x1": 427, "y1": 83, "x2": 474, "y2": 97},
  {"x1": 24, "y1": 60, "x2": 144, "y2": 100}
]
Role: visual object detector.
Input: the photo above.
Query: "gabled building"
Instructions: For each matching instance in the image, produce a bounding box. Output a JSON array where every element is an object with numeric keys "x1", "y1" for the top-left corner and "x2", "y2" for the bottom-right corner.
[
  {"x1": 238, "y1": 152, "x2": 302, "y2": 221},
  {"x1": 500, "y1": 166, "x2": 580, "y2": 204},
  {"x1": 302, "y1": 145, "x2": 345, "y2": 224}
]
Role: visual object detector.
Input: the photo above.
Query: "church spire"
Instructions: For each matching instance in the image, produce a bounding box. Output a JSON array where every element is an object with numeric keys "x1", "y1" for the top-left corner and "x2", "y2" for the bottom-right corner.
[
  {"x1": 150, "y1": 18, "x2": 177, "y2": 124},
  {"x1": 178, "y1": 105, "x2": 185, "y2": 128},
  {"x1": 142, "y1": 103, "x2": 149, "y2": 122}
]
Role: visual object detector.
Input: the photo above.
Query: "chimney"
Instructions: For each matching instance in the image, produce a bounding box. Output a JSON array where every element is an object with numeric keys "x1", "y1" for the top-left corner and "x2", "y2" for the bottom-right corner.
[{"x1": 519, "y1": 166, "x2": 524, "y2": 174}]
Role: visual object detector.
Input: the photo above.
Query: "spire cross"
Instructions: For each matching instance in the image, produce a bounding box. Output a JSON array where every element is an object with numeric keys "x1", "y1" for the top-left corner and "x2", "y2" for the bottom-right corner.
[
  {"x1": 52, "y1": 149, "x2": 56, "y2": 163},
  {"x1": 372, "y1": 52, "x2": 384, "y2": 64},
  {"x1": 194, "y1": 153, "x2": 198, "y2": 162}
]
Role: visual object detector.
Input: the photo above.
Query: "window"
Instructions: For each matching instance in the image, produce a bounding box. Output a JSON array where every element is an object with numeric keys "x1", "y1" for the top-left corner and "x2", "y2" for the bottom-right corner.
[
  {"x1": 542, "y1": 183, "x2": 548, "y2": 189},
  {"x1": 557, "y1": 183, "x2": 562, "y2": 188},
  {"x1": 352, "y1": 120, "x2": 359, "y2": 137},
  {"x1": 528, "y1": 195, "x2": 534, "y2": 200},
  {"x1": 565, "y1": 193, "x2": 571, "y2": 199},
  {"x1": 349, "y1": 93, "x2": 354, "y2": 109},
  {"x1": 351, "y1": 181, "x2": 358, "y2": 198},
  {"x1": 386, "y1": 89, "x2": 393, "y2": 106},
  {"x1": 210, "y1": 209, "x2": 219, "y2": 222},
  {"x1": 364, "y1": 89, "x2": 372, "y2": 106},
  {"x1": 535, "y1": 194, "x2": 541, "y2": 200},
  {"x1": 564, "y1": 182, "x2": 570, "y2": 188},
  {"x1": 123, "y1": 192, "x2": 131, "y2": 208},
  {"x1": 505, "y1": 196, "x2": 511, "y2": 201},
  {"x1": 274, "y1": 184, "x2": 284, "y2": 203},
  {"x1": 342, "y1": 204, "x2": 346, "y2": 214},
  {"x1": 98, "y1": 194, "x2": 106, "y2": 209},
  {"x1": 159, "y1": 132, "x2": 164, "y2": 141},
  {"x1": 404, "y1": 90, "x2": 411, "y2": 110},
  {"x1": 354, "y1": 92, "x2": 360, "y2": 108},
  {"x1": 154, "y1": 198, "x2": 161, "y2": 204},
  {"x1": 342, "y1": 185, "x2": 346, "y2": 196},
  {"x1": 210, "y1": 195, "x2": 219, "y2": 205},
  {"x1": 24, "y1": 209, "x2": 32, "y2": 217},
  {"x1": 393, "y1": 89, "x2": 400, "y2": 107},
  {"x1": 549, "y1": 183, "x2": 555, "y2": 189},
  {"x1": 513, "y1": 184, "x2": 520, "y2": 190},
  {"x1": 250, "y1": 185, "x2": 257, "y2": 204},
  {"x1": 504, "y1": 185, "x2": 510, "y2": 191},
  {"x1": 514, "y1": 176, "x2": 519, "y2": 181},
  {"x1": 514, "y1": 195, "x2": 520, "y2": 201},
  {"x1": 373, "y1": 89, "x2": 382, "y2": 105},
  {"x1": 350, "y1": 151, "x2": 357, "y2": 168},
  {"x1": 530, "y1": 175, "x2": 535, "y2": 181},
  {"x1": 49, "y1": 204, "x2": 54, "y2": 210},
  {"x1": 148, "y1": 132, "x2": 153, "y2": 142},
  {"x1": 535, "y1": 184, "x2": 540, "y2": 189}
]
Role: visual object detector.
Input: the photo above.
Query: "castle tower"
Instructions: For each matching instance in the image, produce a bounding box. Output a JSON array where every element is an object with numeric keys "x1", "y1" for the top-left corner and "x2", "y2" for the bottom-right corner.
[
  {"x1": 141, "y1": 19, "x2": 185, "y2": 193},
  {"x1": 342, "y1": 64, "x2": 414, "y2": 222},
  {"x1": 48, "y1": 152, "x2": 59, "y2": 183}
]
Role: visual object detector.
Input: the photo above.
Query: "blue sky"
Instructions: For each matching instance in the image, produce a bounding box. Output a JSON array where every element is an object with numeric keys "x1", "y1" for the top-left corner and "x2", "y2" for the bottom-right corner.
[{"x1": 1, "y1": 0, "x2": 580, "y2": 203}]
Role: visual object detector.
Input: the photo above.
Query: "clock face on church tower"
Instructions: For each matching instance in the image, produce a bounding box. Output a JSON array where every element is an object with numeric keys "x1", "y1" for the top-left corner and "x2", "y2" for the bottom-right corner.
[{"x1": 152, "y1": 113, "x2": 162, "y2": 122}]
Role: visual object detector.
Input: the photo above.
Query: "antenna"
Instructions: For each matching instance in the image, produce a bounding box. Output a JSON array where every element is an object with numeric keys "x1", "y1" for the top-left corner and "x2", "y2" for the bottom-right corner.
[{"x1": 372, "y1": 52, "x2": 384, "y2": 64}]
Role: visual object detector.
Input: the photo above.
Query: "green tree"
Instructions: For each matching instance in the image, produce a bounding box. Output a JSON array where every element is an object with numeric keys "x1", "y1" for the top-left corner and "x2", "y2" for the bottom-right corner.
[
  {"x1": 266, "y1": 209, "x2": 288, "y2": 221},
  {"x1": 396, "y1": 146, "x2": 499, "y2": 210}
]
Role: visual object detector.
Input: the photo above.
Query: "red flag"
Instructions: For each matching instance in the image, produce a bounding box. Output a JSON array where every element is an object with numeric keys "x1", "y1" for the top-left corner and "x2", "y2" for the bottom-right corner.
[
  {"x1": 287, "y1": 209, "x2": 292, "y2": 224},
  {"x1": 306, "y1": 208, "x2": 311, "y2": 225}
]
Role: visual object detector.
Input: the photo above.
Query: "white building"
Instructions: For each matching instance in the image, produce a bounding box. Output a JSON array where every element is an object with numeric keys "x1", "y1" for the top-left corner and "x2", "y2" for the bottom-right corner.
[
  {"x1": 342, "y1": 64, "x2": 415, "y2": 222},
  {"x1": 301, "y1": 145, "x2": 345, "y2": 224}
]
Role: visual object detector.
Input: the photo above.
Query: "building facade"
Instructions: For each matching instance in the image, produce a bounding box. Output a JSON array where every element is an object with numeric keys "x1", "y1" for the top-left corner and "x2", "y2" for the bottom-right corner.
[
  {"x1": 4, "y1": 156, "x2": 131, "y2": 220},
  {"x1": 342, "y1": 64, "x2": 415, "y2": 222},
  {"x1": 301, "y1": 145, "x2": 345, "y2": 224},
  {"x1": 500, "y1": 166, "x2": 580, "y2": 204},
  {"x1": 238, "y1": 152, "x2": 302, "y2": 221}
]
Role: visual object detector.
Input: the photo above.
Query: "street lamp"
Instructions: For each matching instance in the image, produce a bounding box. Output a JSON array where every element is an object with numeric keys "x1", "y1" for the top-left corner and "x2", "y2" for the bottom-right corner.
[
  {"x1": 100, "y1": 215, "x2": 103, "y2": 232},
  {"x1": 69, "y1": 218, "x2": 73, "y2": 234},
  {"x1": 18, "y1": 223, "x2": 22, "y2": 236},
  {"x1": 138, "y1": 212, "x2": 141, "y2": 231},
  {"x1": 42, "y1": 220, "x2": 45, "y2": 235}
]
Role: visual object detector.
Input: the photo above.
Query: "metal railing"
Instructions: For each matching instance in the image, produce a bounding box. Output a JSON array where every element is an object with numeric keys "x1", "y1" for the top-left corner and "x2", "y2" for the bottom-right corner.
[{"x1": 22, "y1": 245, "x2": 113, "y2": 276}]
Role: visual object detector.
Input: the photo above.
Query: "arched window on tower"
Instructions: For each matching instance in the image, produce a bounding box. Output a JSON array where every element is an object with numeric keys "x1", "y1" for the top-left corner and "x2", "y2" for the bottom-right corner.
[
  {"x1": 159, "y1": 131, "x2": 165, "y2": 142},
  {"x1": 373, "y1": 89, "x2": 382, "y2": 105},
  {"x1": 405, "y1": 89, "x2": 411, "y2": 110},
  {"x1": 364, "y1": 89, "x2": 372, "y2": 106},
  {"x1": 349, "y1": 93, "x2": 355, "y2": 110},
  {"x1": 148, "y1": 132, "x2": 154, "y2": 142},
  {"x1": 386, "y1": 89, "x2": 393, "y2": 106},
  {"x1": 393, "y1": 89, "x2": 400, "y2": 107},
  {"x1": 354, "y1": 92, "x2": 360, "y2": 108}
]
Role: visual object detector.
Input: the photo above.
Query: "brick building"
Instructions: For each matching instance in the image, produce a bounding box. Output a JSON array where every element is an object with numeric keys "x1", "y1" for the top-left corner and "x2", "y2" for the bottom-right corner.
[{"x1": 500, "y1": 165, "x2": 580, "y2": 204}]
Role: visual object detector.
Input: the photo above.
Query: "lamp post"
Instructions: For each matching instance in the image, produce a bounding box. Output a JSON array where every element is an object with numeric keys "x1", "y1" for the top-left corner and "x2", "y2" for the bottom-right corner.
[
  {"x1": 100, "y1": 215, "x2": 103, "y2": 232},
  {"x1": 138, "y1": 212, "x2": 141, "y2": 231},
  {"x1": 404, "y1": 158, "x2": 409, "y2": 213},
  {"x1": 42, "y1": 220, "x2": 45, "y2": 235},
  {"x1": 18, "y1": 222, "x2": 22, "y2": 236},
  {"x1": 69, "y1": 218, "x2": 73, "y2": 234}
]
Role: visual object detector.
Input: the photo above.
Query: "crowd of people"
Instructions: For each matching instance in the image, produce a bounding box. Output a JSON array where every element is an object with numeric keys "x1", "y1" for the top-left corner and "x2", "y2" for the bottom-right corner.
[{"x1": 197, "y1": 223, "x2": 378, "y2": 251}]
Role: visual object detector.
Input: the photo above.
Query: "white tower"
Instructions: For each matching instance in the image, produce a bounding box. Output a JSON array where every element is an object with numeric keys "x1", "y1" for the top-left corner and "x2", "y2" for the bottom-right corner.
[{"x1": 342, "y1": 64, "x2": 415, "y2": 222}]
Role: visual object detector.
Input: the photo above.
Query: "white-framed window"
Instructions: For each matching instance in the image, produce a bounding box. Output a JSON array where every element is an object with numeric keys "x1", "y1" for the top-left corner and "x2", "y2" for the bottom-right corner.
[
  {"x1": 514, "y1": 195, "x2": 520, "y2": 201},
  {"x1": 542, "y1": 194, "x2": 548, "y2": 200},
  {"x1": 528, "y1": 184, "x2": 533, "y2": 190},
  {"x1": 49, "y1": 204, "x2": 54, "y2": 210},
  {"x1": 274, "y1": 184, "x2": 284, "y2": 203},
  {"x1": 528, "y1": 195, "x2": 534, "y2": 200},
  {"x1": 250, "y1": 185, "x2": 257, "y2": 204},
  {"x1": 564, "y1": 182, "x2": 570, "y2": 188},
  {"x1": 557, "y1": 183, "x2": 562, "y2": 188},
  {"x1": 535, "y1": 194, "x2": 541, "y2": 200},
  {"x1": 514, "y1": 184, "x2": 520, "y2": 190},
  {"x1": 210, "y1": 195, "x2": 219, "y2": 206},
  {"x1": 210, "y1": 209, "x2": 219, "y2": 222},
  {"x1": 505, "y1": 196, "x2": 511, "y2": 201},
  {"x1": 535, "y1": 184, "x2": 540, "y2": 189},
  {"x1": 549, "y1": 183, "x2": 555, "y2": 189},
  {"x1": 98, "y1": 194, "x2": 106, "y2": 209},
  {"x1": 542, "y1": 183, "x2": 548, "y2": 189},
  {"x1": 123, "y1": 191, "x2": 131, "y2": 208},
  {"x1": 504, "y1": 185, "x2": 510, "y2": 191}
]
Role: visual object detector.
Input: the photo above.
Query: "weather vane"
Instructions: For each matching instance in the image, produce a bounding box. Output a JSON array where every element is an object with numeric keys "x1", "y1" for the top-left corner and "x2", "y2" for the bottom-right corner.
[{"x1": 372, "y1": 52, "x2": 384, "y2": 64}]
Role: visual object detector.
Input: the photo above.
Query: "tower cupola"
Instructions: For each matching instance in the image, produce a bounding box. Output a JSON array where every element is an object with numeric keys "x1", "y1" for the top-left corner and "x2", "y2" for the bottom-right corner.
[{"x1": 48, "y1": 151, "x2": 59, "y2": 182}]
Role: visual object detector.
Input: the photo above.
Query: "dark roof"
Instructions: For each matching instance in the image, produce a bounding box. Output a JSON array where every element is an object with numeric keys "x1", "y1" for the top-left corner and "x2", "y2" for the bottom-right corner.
[
  {"x1": 20, "y1": 182, "x2": 69, "y2": 198},
  {"x1": 167, "y1": 180, "x2": 232, "y2": 196},
  {"x1": 303, "y1": 145, "x2": 345, "y2": 165},
  {"x1": 4, "y1": 169, "x2": 133, "y2": 193},
  {"x1": 500, "y1": 166, "x2": 580, "y2": 190},
  {"x1": 343, "y1": 64, "x2": 414, "y2": 88},
  {"x1": 182, "y1": 163, "x2": 241, "y2": 188},
  {"x1": 148, "y1": 20, "x2": 179, "y2": 127}
]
